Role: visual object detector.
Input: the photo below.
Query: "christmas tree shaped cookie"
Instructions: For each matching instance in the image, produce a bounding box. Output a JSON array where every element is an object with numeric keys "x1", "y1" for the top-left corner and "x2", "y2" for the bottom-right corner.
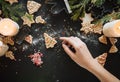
[
  {"x1": 44, "y1": 33, "x2": 57, "y2": 48},
  {"x1": 95, "y1": 53, "x2": 108, "y2": 66}
]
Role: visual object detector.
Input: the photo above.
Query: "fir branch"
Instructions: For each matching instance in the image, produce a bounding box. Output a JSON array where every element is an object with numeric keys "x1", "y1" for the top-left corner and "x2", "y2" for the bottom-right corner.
[
  {"x1": 69, "y1": 0, "x2": 106, "y2": 20},
  {"x1": 69, "y1": 0, "x2": 78, "y2": 5},
  {"x1": 93, "y1": 11, "x2": 120, "y2": 25},
  {"x1": 91, "y1": 0, "x2": 105, "y2": 7},
  {"x1": 0, "y1": 0, "x2": 25, "y2": 22},
  {"x1": 69, "y1": 0, "x2": 89, "y2": 20},
  {"x1": 69, "y1": 0, "x2": 120, "y2": 21},
  {"x1": 117, "y1": 0, "x2": 120, "y2": 4}
]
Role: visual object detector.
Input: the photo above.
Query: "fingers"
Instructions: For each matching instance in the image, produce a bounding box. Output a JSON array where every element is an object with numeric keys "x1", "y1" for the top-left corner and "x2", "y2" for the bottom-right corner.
[
  {"x1": 60, "y1": 37, "x2": 83, "y2": 43},
  {"x1": 60, "y1": 37, "x2": 77, "y2": 48},
  {"x1": 62, "y1": 40, "x2": 71, "y2": 47},
  {"x1": 62, "y1": 43, "x2": 75, "y2": 59},
  {"x1": 74, "y1": 37, "x2": 83, "y2": 44},
  {"x1": 60, "y1": 36, "x2": 87, "y2": 51},
  {"x1": 60, "y1": 36, "x2": 84, "y2": 47}
]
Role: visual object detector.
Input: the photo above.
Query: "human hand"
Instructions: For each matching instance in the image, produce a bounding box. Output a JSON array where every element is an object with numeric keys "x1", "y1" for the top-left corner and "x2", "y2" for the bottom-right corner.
[
  {"x1": 60, "y1": 37, "x2": 120, "y2": 82},
  {"x1": 60, "y1": 37, "x2": 95, "y2": 69}
]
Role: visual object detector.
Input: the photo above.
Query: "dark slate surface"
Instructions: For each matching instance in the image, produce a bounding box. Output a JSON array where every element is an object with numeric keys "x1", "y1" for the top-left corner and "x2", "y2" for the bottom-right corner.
[{"x1": 0, "y1": 0, "x2": 120, "y2": 82}]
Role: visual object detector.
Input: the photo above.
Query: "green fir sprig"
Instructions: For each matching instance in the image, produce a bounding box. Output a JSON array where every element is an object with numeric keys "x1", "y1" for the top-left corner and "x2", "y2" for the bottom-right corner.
[
  {"x1": 69, "y1": 0, "x2": 89, "y2": 21},
  {"x1": 91, "y1": 0, "x2": 105, "y2": 7},
  {"x1": 68, "y1": 0, "x2": 120, "y2": 21},
  {"x1": 0, "y1": 0, "x2": 25, "y2": 22},
  {"x1": 93, "y1": 11, "x2": 120, "y2": 25}
]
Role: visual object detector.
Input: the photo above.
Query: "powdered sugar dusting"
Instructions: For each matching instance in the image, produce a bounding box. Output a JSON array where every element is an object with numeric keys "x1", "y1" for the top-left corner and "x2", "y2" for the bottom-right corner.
[{"x1": 77, "y1": 32, "x2": 99, "y2": 45}]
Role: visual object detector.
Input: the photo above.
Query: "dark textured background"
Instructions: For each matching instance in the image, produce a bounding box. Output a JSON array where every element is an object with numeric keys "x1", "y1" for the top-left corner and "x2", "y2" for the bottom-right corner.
[{"x1": 0, "y1": 0, "x2": 120, "y2": 82}]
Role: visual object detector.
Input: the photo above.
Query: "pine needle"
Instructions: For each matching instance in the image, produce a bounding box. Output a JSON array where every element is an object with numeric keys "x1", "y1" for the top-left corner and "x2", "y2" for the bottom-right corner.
[{"x1": 0, "y1": 0, "x2": 25, "y2": 22}]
